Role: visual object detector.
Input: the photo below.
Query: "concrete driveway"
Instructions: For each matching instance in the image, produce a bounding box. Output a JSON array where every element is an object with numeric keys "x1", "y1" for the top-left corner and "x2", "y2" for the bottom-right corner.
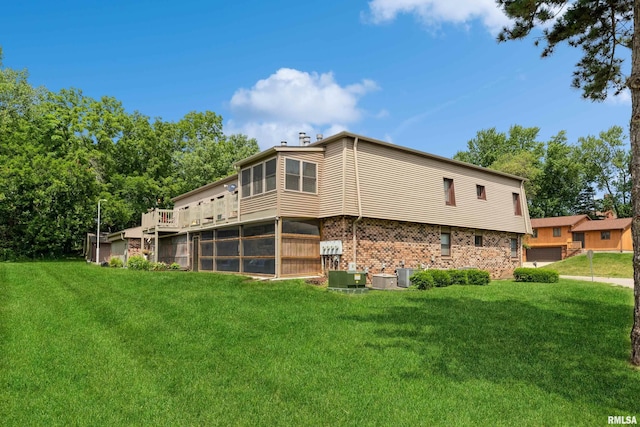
[{"x1": 521, "y1": 262, "x2": 633, "y2": 289}]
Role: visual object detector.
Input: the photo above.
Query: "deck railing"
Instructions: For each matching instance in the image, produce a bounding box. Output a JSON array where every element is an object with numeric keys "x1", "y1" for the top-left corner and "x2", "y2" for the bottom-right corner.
[{"x1": 142, "y1": 193, "x2": 238, "y2": 232}]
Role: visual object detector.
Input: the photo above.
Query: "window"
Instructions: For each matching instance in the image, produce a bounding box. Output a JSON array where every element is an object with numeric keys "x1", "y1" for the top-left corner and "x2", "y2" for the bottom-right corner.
[
  {"x1": 441, "y1": 232, "x2": 451, "y2": 256},
  {"x1": 285, "y1": 158, "x2": 317, "y2": 193},
  {"x1": 241, "y1": 168, "x2": 251, "y2": 198},
  {"x1": 601, "y1": 231, "x2": 611, "y2": 240},
  {"x1": 444, "y1": 178, "x2": 456, "y2": 206},
  {"x1": 510, "y1": 238, "x2": 518, "y2": 258},
  {"x1": 265, "y1": 158, "x2": 276, "y2": 192},
  {"x1": 553, "y1": 227, "x2": 561, "y2": 237},
  {"x1": 252, "y1": 164, "x2": 263, "y2": 195},
  {"x1": 475, "y1": 234, "x2": 483, "y2": 247},
  {"x1": 476, "y1": 185, "x2": 486, "y2": 200},
  {"x1": 285, "y1": 158, "x2": 300, "y2": 191},
  {"x1": 241, "y1": 158, "x2": 276, "y2": 198},
  {"x1": 303, "y1": 162, "x2": 316, "y2": 193},
  {"x1": 513, "y1": 193, "x2": 522, "y2": 216},
  {"x1": 532, "y1": 229, "x2": 538, "y2": 238}
]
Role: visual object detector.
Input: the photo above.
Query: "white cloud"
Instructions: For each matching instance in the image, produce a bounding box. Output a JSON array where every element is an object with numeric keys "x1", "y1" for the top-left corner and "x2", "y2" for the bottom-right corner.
[
  {"x1": 605, "y1": 89, "x2": 631, "y2": 106},
  {"x1": 228, "y1": 68, "x2": 378, "y2": 149},
  {"x1": 365, "y1": 0, "x2": 510, "y2": 34}
]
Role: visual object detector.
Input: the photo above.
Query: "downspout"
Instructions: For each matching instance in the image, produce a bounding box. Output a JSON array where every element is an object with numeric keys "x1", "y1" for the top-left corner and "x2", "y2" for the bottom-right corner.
[
  {"x1": 519, "y1": 180, "x2": 530, "y2": 266},
  {"x1": 352, "y1": 137, "x2": 363, "y2": 268}
]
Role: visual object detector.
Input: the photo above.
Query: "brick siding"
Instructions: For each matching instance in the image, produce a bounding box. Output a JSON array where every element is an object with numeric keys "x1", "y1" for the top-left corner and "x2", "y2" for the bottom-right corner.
[{"x1": 321, "y1": 216, "x2": 520, "y2": 279}]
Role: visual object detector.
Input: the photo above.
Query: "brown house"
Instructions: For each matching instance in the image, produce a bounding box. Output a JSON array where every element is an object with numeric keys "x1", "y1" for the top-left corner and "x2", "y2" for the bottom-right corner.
[
  {"x1": 570, "y1": 218, "x2": 632, "y2": 252},
  {"x1": 140, "y1": 132, "x2": 532, "y2": 279},
  {"x1": 525, "y1": 215, "x2": 632, "y2": 261},
  {"x1": 107, "y1": 226, "x2": 144, "y2": 264}
]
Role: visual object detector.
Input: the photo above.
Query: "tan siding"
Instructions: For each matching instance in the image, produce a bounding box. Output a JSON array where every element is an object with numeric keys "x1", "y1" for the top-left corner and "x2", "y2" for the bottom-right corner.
[
  {"x1": 352, "y1": 141, "x2": 528, "y2": 234},
  {"x1": 342, "y1": 139, "x2": 360, "y2": 216},
  {"x1": 278, "y1": 151, "x2": 323, "y2": 217},
  {"x1": 241, "y1": 191, "x2": 277, "y2": 217},
  {"x1": 318, "y1": 139, "x2": 344, "y2": 216}
]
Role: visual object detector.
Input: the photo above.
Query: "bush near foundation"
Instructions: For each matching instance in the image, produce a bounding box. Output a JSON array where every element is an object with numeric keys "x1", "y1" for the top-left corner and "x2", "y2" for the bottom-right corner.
[
  {"x1": 466, "y1": 269, "x2": 491, "y2": 285},
  {"x1": 108, "y1": 257, "x2": 124, "y2": 268},
  {"x1": 513, "y1": 268, "x2": 559, "y2": 283},
  {"x1": 448, "y1": 269, "x2": 468, "y2": 285},
  {"x1": 127, "y1": 255, "x2": 150, "y2": 271},
  {"x1": 169, "y1": 262, "x2": 181, "y2": 270},
  {"x1": 431, "y1": 269, "x2": 452, "y2": 287},
  {"x1": 409, "y1": 270, "x2": 434, "y2": 290}
]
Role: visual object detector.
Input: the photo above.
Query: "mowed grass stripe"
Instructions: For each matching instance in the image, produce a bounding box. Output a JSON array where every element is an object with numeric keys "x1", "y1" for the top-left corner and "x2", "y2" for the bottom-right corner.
[
  {"x1": 1, "y1": 263, "x2": 177, "y2": 425},
  {"x1": 1, "y1": 262, "x2": 639, "y2": 426}
]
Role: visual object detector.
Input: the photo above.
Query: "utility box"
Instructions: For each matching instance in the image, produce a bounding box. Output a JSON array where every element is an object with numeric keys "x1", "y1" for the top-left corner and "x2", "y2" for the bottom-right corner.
[
  {"x1": 328, "y1": 270, "x2": 367, "y2": 289},
  {"x1": 396, "y1": 268, "x2": 416, "y2": 288},
  {"x1": 371, "y1": 273, "x2": 398, "y2": 290}
]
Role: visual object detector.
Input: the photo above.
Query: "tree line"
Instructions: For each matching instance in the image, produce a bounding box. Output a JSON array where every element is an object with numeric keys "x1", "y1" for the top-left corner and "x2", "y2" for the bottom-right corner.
[
  {"x1": 0, "y1": 53, "x2": 259, "y2": 260},
  {"x1": 1, "y1": 53, "x2": 630, "y2": 260},
  {"x1": 454, "y1": 125, "x2": 631, "y2": 219}
]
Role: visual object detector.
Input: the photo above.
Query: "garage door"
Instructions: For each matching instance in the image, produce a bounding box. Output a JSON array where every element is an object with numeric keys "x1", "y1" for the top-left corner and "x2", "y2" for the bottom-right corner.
[{"x1": 526, "y1": 247, "x2": 563, "y2": 262}]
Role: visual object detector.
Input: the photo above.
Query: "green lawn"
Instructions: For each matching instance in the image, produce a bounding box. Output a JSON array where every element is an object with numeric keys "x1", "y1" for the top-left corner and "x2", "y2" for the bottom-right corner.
[
  {"x1": 1, "y1": 262, "x2": 639, "y2": 426},
  {"x1": 544, "y1": 252, "x2": 633, "y2": 278}
]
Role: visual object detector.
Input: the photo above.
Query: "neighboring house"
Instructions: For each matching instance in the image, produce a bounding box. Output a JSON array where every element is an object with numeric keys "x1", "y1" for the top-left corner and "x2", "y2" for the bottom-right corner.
[
  {"x1": 525, "y1": 215, "x2": 590, "y2": 261},
  {"x1": 570, "y1": 217, "x2": 632, "y2": 252},
  {"x1": 107, "y1": 226, "x2": 144, "y2": 264},
  {"x1": 140, "y1": 131, "x2": 532, "y2": 279},
  {"x1": 525, "y1": 215, "x2": 632, "y2": 261},
  {"x1": 84, "y1": 232, "x2": 111, "y2": 263}
]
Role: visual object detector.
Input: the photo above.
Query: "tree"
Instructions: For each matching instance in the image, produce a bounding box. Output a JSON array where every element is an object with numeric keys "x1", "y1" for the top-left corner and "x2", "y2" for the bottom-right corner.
[
  {"x1": 496, "y1": 0, "x2": 640, "y2": 365},
  {"x1": 578, "y1": 126, "x2": 632, "y2": 217},
  {"x1": 532, "y1": 131, "x2": 587, "y2": 218}
]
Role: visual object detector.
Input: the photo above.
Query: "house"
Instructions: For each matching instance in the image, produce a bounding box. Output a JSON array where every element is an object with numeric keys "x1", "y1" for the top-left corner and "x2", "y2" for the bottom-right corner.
[
  {"x1": 107, "y1": 226, "x2": 144, "y2": 264},
  {"x1": 525, "y1": 215, "x2": 590, "y2": 261},
  {"x1": 525, "y1": 215, "x2": 632, "y2": 261},
  {"x1": 570, "y1": 217, "x2": 632, "y2": 252},
  {"x1": 83, "y1": 232, "x2": 111, "y2": 263},
  {"x1": 140, "y1": 131, "x2": 532, "y2": 279}
]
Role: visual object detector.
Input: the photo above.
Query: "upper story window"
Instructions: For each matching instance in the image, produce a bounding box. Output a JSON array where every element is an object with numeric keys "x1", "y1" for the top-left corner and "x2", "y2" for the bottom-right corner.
[
  {"x1": 241, "y1": 158, "x2": 277, "y2": 198},
  {"x1": 513, "y1": 193, "x2": 522, "y2": 216},
  {"x1": 444, "y1": 178, "x2": 456, "y2": 206},
  {"x1": 553, "y1": 227, "x2": 561, "y2": 237},
  {"x1": 476, "y1": 184, "x2": 486, "y2": 200},
  {"x1": 285, "y1": 158, "x2": 317, "y2": 193}
]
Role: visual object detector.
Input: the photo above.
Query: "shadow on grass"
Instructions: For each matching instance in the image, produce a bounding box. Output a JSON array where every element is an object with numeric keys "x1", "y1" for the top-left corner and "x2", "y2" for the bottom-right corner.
[{"x1": 346, "y1": 291, "x2": 640, "y2": 413}]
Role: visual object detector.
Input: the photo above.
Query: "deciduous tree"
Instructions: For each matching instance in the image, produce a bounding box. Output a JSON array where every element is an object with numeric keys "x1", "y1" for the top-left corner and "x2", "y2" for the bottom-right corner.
[{"x1": 496, "y1": 0, "x2": 640, "y2": 365}]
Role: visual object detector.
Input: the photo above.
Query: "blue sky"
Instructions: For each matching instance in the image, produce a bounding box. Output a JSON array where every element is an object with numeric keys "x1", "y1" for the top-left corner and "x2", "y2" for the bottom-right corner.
[{"x1": 1, "y1": 0, "x2": 631, "y2": 157}]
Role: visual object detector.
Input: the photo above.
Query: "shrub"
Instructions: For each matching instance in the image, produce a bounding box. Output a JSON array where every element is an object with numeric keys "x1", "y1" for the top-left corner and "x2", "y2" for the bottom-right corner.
[
  {"x1": 127, "y1": 255, "x2": 150, "y2": 271},
  {"x1": 409, "y1": 270, "x2": 434, "y2": 290},
  {"x1": 466, "y1": 269, "x2": 491, "y2": 285},
  {"x1": 169, "y1": 262, "x2": 181, "y2": 270},
  {"x1": 431, "y1": 269, "x2": 452, "y2": 287},
  {"x1": 448, "y1": 269, "x2": 468, "y2": 285},
  {"x1": 108, "y1": 257, "x2": 124, "y2": 268},
  {"x1": 150, "y1": 262, "x2": 168, "y2": 271},
  {"x1": 513, "y1": 267, "x2": 559, "y2": 283}
]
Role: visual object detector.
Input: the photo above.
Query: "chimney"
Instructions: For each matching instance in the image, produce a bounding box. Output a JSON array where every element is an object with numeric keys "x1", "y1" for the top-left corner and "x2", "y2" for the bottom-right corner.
[
  {"x1": 303, "y1": 136, "x2": 311, "y2": 146},
  {"x1": 316, "y1": 134, "x2": 323, "y2": 141},
  {"x1": 299, "y1": 132, "x2": 306, "y2": 146},
  {"x1": 280, "y1": 140, "x2": 287, "y2": 146}
]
